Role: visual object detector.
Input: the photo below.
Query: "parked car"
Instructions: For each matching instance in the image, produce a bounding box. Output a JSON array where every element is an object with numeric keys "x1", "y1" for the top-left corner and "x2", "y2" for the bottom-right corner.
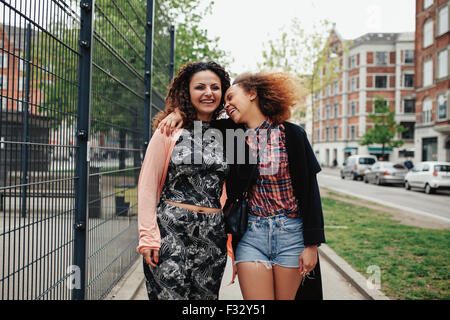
[
  {"x1": 364, "y1": 162, "x2": 408, "y2": 185},
  {"x1": 404, "y1": 161, "x2": 450, "y2": 194},
  {"x1": 341, "y1": 155, "x2": 377, "y2": 180}
]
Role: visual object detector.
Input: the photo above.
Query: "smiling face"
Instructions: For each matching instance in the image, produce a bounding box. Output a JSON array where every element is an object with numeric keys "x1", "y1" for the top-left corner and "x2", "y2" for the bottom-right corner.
[
  {"x1": 224, "y1": 84, "x2": 255, "y2": 124},
  {"x1": 189, "y1": 70, "x2": 222, "y2": 121}
]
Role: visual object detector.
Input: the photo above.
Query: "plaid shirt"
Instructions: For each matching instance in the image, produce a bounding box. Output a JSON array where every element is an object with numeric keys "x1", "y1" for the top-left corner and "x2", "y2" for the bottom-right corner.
[{"x1": 246, "y1": 119, "x2": 300, "y2": 218}]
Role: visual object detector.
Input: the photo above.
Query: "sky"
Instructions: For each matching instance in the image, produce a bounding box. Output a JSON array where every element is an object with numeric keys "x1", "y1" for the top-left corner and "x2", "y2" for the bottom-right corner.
[{"x1": 201, "y1": 0, "x2": 416, "y2": 75}]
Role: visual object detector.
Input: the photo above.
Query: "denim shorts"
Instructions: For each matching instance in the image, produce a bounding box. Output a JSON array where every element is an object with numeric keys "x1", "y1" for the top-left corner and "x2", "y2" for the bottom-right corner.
[{"x1": 235, "y1": 213, "x2": 305, "y2": 268}]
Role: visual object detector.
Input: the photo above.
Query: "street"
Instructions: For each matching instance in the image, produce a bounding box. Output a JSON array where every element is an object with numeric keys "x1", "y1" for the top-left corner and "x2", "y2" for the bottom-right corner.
[{"x1": 318, "y1": 168, "x2": 450, "y2": 226}]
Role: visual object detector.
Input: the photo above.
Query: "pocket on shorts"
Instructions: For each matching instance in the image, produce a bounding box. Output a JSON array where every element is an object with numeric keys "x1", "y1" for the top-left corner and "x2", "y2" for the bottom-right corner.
[{"x1": 280, "y1": 216, "x2": 303, "y2": 232}]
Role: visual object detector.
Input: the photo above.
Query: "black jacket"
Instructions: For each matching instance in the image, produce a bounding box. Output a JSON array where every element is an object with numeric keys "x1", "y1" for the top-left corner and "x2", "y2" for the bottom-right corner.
[{"x1": 212, "y1": 119, "x2": 325, "y2": 300}]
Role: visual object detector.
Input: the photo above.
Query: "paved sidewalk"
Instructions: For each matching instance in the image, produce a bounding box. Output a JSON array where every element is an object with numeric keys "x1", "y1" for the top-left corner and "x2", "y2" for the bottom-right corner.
[{"x1": 105, "y1": 244, "x2": 389, "y2": 300}]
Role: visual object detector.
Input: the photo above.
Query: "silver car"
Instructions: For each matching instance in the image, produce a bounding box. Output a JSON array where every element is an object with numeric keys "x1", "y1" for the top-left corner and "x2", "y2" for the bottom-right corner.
[{"x1": 364, "y1": 162, "x2": 408, "y2": 185}]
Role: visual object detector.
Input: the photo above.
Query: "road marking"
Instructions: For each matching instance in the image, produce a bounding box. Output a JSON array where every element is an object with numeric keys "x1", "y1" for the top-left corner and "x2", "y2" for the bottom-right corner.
[{"x1": 319, "y1": 174, "x2": 450, "y2": 225}]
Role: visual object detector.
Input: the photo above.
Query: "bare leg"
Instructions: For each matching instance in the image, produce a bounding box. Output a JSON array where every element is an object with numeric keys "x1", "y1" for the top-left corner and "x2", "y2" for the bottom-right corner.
[
  {"x1": 237, "y1": 262, "x2": 275, "y2": 300},
  {"x1": 273, "y1": 265, "x2": 303, "y2": 300}
]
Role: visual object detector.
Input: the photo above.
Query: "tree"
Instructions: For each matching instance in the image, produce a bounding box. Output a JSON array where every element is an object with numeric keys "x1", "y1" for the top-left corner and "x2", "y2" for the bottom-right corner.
[
  {"x1": 360, "y1": 95, "x2": 407, "y2": 159},
  {"x1": 258, "y1": 19, "x2": 349, "y2": 142},
  {"x1": 37, "y1": 0, "x2": 231, "y2": 172},
  {"x1": 159, "y1": 0, "x2": 233, "y2": 76}
]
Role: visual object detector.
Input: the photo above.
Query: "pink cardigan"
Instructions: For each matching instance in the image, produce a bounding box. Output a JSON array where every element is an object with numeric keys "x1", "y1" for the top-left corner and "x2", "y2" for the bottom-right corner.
[{"x1": 136, "y1": 128, "x2": 228, "y2": 254}]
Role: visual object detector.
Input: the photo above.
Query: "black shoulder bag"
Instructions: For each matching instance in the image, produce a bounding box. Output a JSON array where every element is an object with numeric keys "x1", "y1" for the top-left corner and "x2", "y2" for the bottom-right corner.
[{"x1": 223, "y1": 126, "x2": 271, "y2": 238}]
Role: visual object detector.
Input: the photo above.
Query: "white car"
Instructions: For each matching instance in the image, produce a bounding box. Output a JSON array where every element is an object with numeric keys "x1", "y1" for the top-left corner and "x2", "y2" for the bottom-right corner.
[{"x1": 404, "y1": 161, "x2": 450, "y2": 194}]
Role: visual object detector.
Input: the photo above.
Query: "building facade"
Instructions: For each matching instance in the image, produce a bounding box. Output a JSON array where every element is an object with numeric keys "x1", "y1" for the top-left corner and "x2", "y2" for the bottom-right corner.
[
  {"x1": 0, "y1": 24, "x2": 42, "y2": 114},
  {"x1": 313, "y1": 30, "x2": 416, "y2": 167},
  {"x1": 414, "y1": 0, "x2": 449, "y2": 162}
]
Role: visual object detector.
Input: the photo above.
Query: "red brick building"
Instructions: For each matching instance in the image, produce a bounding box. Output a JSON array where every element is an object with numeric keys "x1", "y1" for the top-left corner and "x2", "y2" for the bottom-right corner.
[
  {"x1": 0, "y1": 24, "x2": 42, "y2": 114},
  {"x1": 313, "y1": 29, "x2": 415, "y2": 167},
  {"x1": 414, "y1": 0, "x2": 449, "y2": 162}
]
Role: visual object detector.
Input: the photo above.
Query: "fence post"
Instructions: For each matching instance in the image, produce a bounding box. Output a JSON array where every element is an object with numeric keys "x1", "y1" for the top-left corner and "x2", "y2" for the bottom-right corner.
[
  {"x1": 143, "y1": 0, "x2": 155, "y2": 155},
  {"x1": 73, "y1": 0, "x2": 94, "y2": 300},
  {"x1": 169, "y1": 25, "x2": 175, "y2": 81},
  {"x1": 20, "y1": 23, "x2": 32, "y2": 219}
]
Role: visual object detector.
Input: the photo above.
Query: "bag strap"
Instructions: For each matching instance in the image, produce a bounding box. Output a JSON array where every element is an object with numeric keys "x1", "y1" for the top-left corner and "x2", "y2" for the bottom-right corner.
[{"x1": 242, "y1": 125, "x2": 272, "y2": 197}]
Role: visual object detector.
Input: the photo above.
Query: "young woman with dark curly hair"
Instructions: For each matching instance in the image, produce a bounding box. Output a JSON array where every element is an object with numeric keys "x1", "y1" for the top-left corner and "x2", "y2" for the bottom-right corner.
[
  {"x1": 137, "y1": 61, "x2": 231, "y2": 300},
  {"x1": 158, "y1": 71, "x2": 326, "y2": 300}
]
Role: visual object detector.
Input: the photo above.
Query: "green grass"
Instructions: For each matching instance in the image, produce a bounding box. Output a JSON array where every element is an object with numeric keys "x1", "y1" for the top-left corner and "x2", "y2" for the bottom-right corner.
[{"x1": 322, "y1": 196, "x2": 450, "y2": 300}]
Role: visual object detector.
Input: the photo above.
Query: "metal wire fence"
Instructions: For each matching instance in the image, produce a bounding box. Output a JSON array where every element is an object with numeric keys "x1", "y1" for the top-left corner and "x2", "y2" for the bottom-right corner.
[{"x1": 0, "y1": 0, "x2": 173, "y2": 300}]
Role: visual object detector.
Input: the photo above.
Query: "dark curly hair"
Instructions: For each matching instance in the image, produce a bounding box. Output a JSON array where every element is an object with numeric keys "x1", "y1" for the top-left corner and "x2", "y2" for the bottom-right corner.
[{"x1": 152, "y1": 61, "x2": 231, "y2": 130}]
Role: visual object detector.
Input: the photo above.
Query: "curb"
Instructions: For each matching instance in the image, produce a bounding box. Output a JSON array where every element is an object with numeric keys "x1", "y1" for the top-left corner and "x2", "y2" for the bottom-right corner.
[
  {"x1": 105, "y1": 258, "x2": 145, "y2": 300},
  {"x1": 319, "y1": 244, "x2": 389, "y2": 300}
]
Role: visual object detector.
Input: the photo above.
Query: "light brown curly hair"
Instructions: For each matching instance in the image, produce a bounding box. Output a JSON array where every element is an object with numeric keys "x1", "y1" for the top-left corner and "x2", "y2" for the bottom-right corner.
[
  {"x1": 152, "y1": 61, "x2": 231, "y2": 130},
  {"x1": 232, "y1": 71, "x2": 302, "y2": 125}
]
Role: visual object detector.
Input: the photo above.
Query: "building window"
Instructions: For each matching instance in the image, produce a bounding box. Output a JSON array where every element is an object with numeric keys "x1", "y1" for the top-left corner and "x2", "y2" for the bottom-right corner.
[
  {"x1": 325, "y1": 127, "x2": 330, "y2": 141},
  {"x1": 0, "y1": 54, "x2": 7, "y2": 67},
  {"x1": 423, "y1": 0, "x2": 433, "y2": 10},
  {"x1": 375, "y1": 52, "x2": 388, "y2": 65},
  {"x1": 351, "y1": 101, "x2": 356, "y2": 116},
  {"x1": 423, "y1": 19, "x2": 434, "y2": 48},
  {"x1": 404, "y1": 74, "x2": 414, "y2": 88},
  {"x1": 375, "y1": 75, "x2": 387, "y2": 88},
  {"x1": 326, "y1": 104, "x2": 330, "y2": 119},
  {"x1": 404, "y1": 99, "x2": 416, "y2": 113},
  {"x1": 334, "y1": 81, "x2": 339, "y2": 94},
  {"x1": 404, "y1": 50, "x2": 414, "y2": 64},
  {"x1": 19, "y1": 59, "x2": 25, "y2": 72},
  {"x1": 350, "y1": 55, "x2": 357, "y2": 69},
  {"x1": 333, "y1": 126, "x2": 338, "y2": 141},
  {"x1": 350, "y1": 126, "x2": 356, "y2": 140},
  {"x1": 438, "y1": 49, "x2": 448, "y2": 79},
  {"x1": 400, "y1": 122, "x2": 415, "y2": 140},
  {"x1": 422, "y1": 98, "x2": 433, "y2": 123},
  {"x1": 1, "y1": 97, "x2": 7, "y2": 111},
  {"x1": 438, "y1": 4, "x2": 449, "y2": 35},
  {"x1": 17, "y1": 101, "x2": 23, "y2": 112},
  {"x1": 351, "y1": 77, "x2": 358, "y2": 91},
  {"x1": 0, "y1": 75, "x2": 7, "y2": 90},
  {"x1": 422, "y1": 137, "x2": 437, "y2": 161},
  {"x1": 326, "y1": 84, "x2": 331, "y2": 97},
  {"x1": 333, "y1": 103, "x2": 338, "y2": 118},
  {"x1": 18, "y1": 77, "x2": 24, "y2": 92},
  {"x1": 423, "y1": 59, "x2": 433, "y2": 87},
  {"x1": 438, "y1": 94, "x2": 447, "y2": 120}
]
